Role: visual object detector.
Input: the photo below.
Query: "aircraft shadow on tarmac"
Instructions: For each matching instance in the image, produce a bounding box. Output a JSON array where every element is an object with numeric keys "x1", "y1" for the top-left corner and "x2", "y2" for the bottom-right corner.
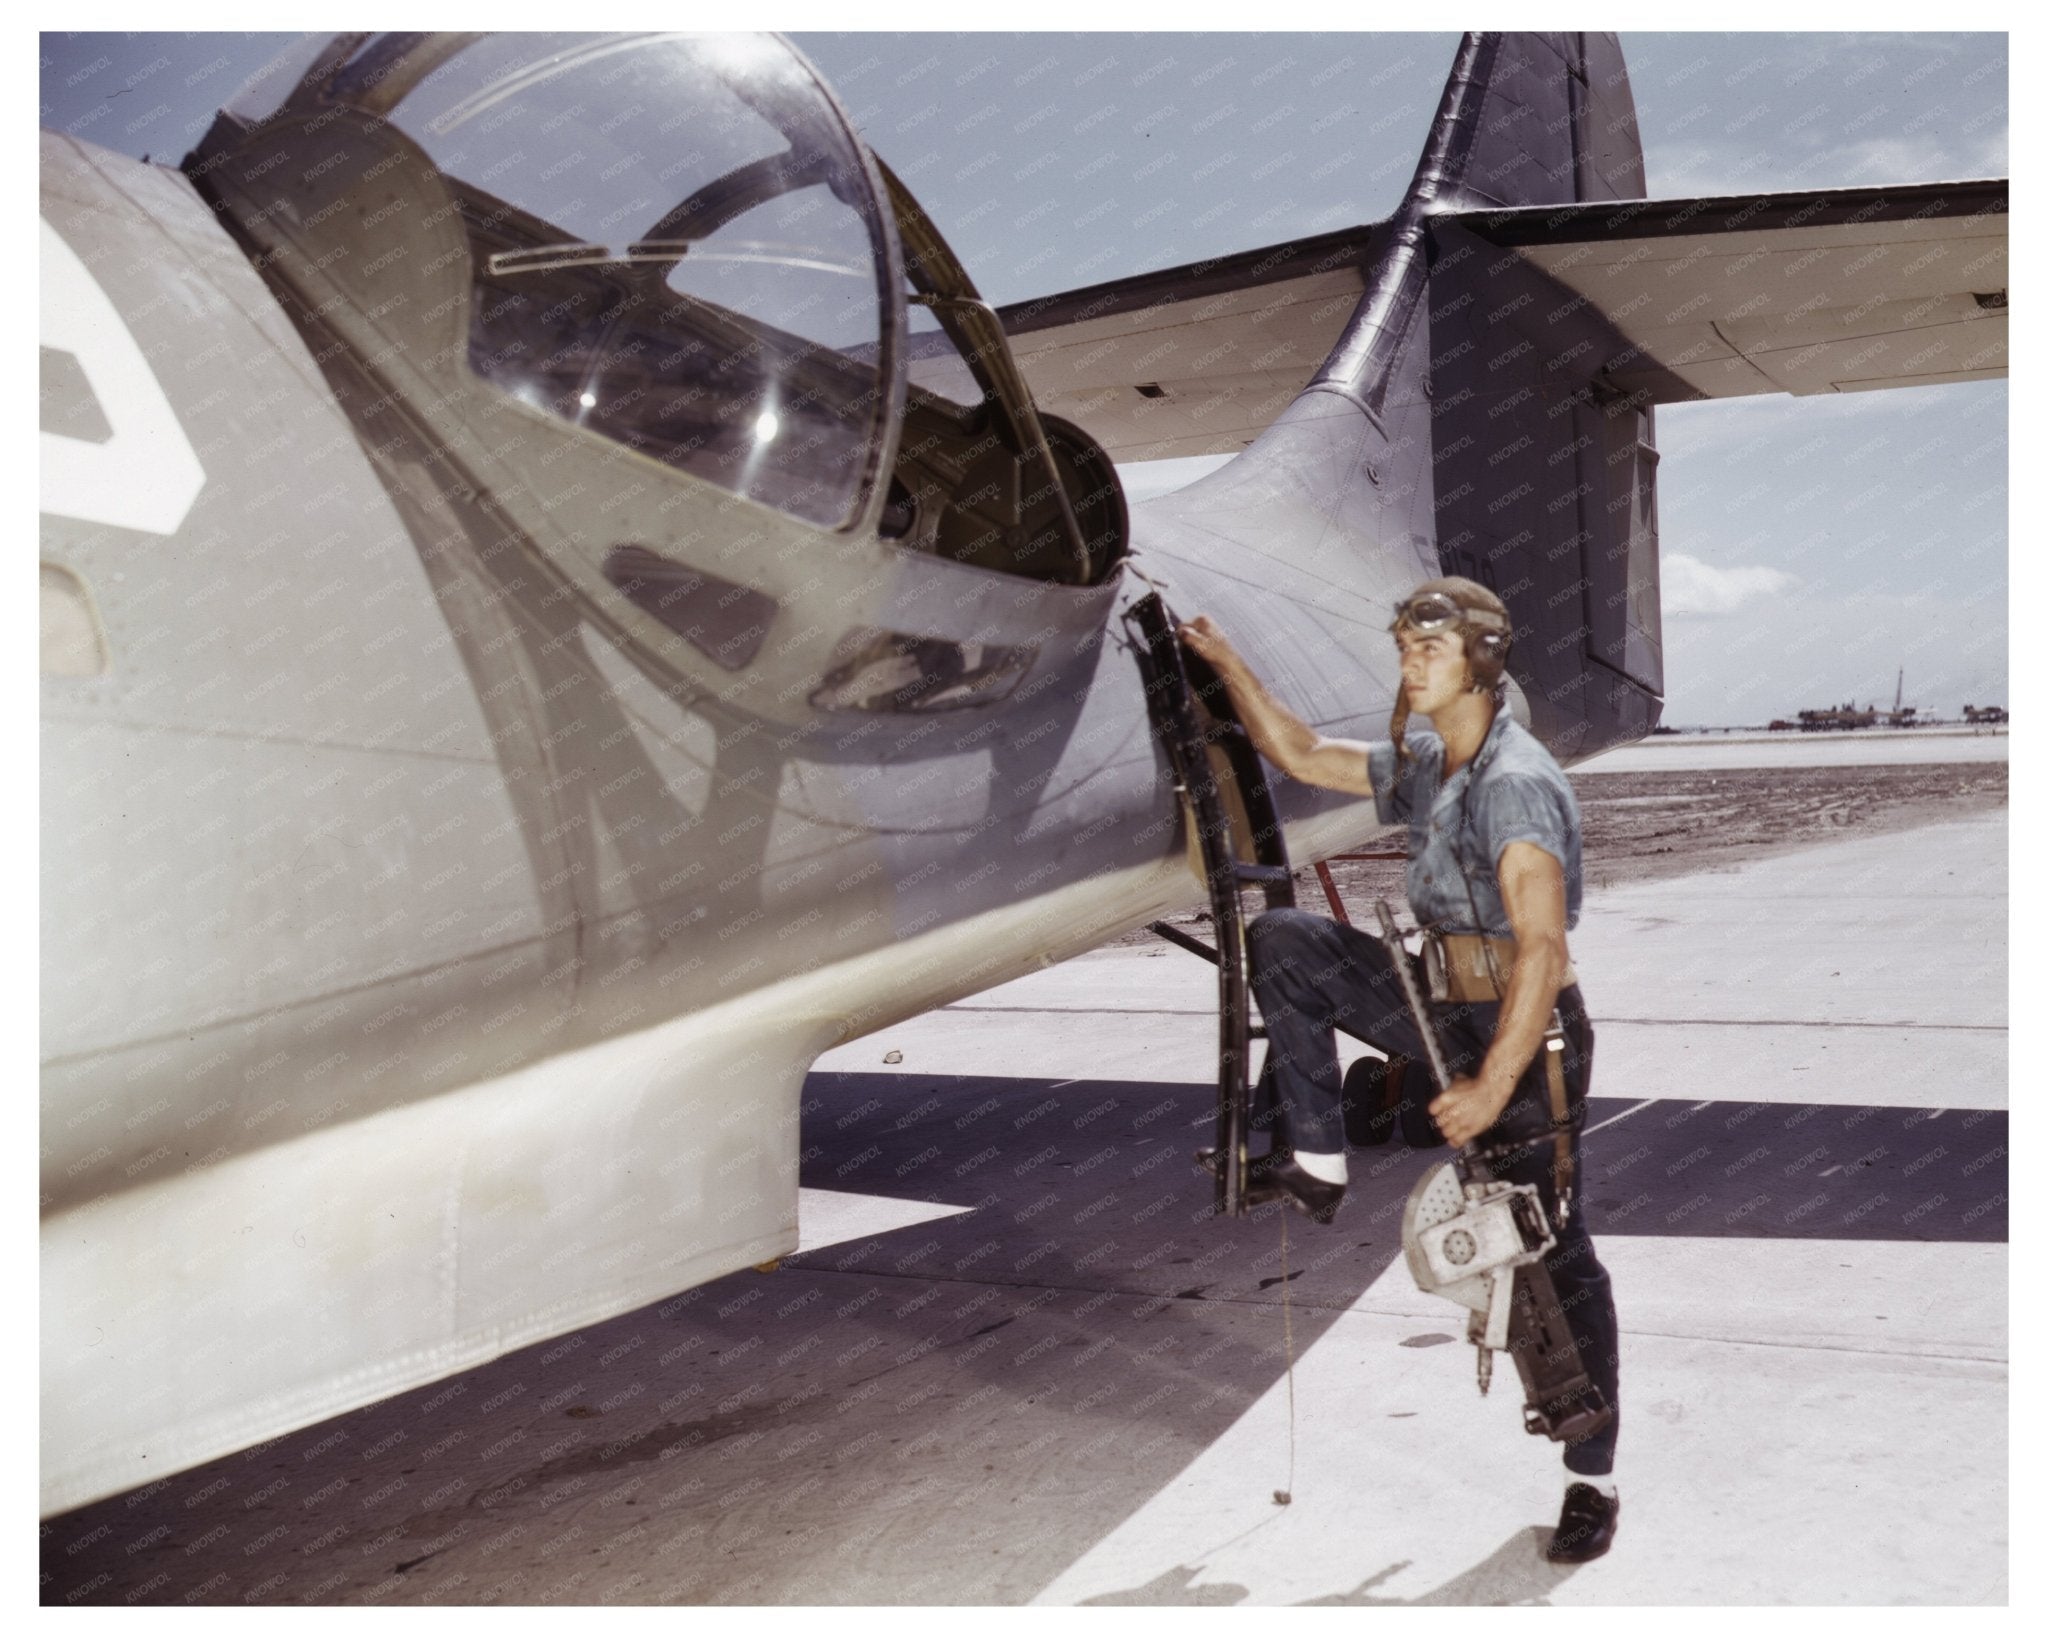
[{"x1": 41, "y1": 1062, "x2": 2004, "y2": 1605}]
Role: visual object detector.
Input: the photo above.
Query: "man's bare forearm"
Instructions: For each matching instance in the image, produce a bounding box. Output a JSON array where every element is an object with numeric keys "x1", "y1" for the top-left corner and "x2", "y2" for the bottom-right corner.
[
  {"x1": 1178, "y1": 617, "x2": 1374, "y2": 796},
  {"x1": 1205, "y1": 654, "x2": 1318, "y2": 771}
]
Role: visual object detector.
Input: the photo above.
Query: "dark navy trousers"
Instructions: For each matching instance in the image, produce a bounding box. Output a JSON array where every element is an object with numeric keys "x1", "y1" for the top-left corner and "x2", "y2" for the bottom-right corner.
[{"x1": 1246, "y1": 907, "x2": 1620, "y2": 1475}]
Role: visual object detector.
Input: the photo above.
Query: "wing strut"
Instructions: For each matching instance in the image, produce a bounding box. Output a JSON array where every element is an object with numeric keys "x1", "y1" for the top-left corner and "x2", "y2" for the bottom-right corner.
[{"x1": 1122, "y1": 592, "x2": 1297, "y2": 1216}]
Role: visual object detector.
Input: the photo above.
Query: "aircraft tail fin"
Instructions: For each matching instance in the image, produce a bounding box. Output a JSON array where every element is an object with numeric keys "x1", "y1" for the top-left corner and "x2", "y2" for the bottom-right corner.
[
  {"x1": 1142, "y1": 33, "x2": 1663, "y2": 758},
  {"x1": 1313, "y1": 31, "x2": 1645, "y2": 415},
  {"x1": 1416, "y1": 32, "x2": 1645, "y2": 211}
]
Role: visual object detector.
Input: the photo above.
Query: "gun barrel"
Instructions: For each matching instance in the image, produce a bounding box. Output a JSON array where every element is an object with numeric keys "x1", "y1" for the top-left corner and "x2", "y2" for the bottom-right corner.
[{"x1": 1373, "y1": 899, "x2": 1454, "y2": 1091}]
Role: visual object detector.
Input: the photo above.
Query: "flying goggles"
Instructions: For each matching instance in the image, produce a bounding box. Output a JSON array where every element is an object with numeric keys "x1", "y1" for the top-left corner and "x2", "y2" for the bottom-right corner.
[{"x1": 1389, "y1": 589, "x2": 1511, "y2": 638}]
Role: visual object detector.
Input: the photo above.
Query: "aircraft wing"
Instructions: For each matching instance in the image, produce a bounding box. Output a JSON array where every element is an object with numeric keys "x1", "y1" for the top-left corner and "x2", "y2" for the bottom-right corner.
[
  {"x1": 976, "y1": 177, "x2": 2006, "y2": 460},
  {"x1": 1436, "y1": 178, "x2": 2008, "y2": 403},
  {"x1": 914, "y1": 225, "x2": 1379, "y2": 462}
]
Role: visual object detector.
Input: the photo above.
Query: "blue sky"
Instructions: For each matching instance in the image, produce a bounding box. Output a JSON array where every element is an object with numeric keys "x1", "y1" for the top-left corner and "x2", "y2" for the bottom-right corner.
[{"x1": 41, "y1": 31, "x2": 2008, "y2": 724}]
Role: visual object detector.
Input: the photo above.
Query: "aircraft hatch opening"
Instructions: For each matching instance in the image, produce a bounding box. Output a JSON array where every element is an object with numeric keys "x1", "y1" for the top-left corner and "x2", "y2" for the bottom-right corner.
[{"x1": 870, "y1": 157, "x2": 1129, "y2": 591}]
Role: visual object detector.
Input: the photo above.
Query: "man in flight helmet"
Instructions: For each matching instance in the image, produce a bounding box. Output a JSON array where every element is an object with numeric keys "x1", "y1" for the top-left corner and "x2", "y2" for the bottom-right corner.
[{"x1": 1179, "y1": 576, "x2": 1622, "y2": 1562}]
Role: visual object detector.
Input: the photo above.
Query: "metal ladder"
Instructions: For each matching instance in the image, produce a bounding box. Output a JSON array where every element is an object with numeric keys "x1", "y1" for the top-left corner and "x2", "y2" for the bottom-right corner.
[{"x1": 1122, "y1": 592, "x2": 1298, "y2": 1216}]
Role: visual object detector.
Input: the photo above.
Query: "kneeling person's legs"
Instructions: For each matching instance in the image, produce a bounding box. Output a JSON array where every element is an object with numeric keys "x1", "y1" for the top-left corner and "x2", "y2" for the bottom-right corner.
[{"x1": 1247, "y1": 908, "x2": 1434, "y2": 1156}]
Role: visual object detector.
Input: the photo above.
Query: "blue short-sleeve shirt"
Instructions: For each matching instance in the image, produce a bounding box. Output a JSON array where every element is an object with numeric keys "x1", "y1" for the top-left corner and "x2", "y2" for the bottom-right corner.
[{"x1": 1365, "y1": 710, "x2": 1582, "y2": 935}]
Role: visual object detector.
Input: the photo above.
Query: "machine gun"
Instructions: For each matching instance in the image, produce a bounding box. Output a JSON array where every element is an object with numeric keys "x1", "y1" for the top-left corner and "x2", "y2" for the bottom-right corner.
[{"x1": 1374, "y1": 901, "x2": 1611, "y2": 1443}]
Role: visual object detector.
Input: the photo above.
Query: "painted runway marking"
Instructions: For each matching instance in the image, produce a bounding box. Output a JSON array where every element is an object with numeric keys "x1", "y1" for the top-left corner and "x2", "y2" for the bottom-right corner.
[{"x1": 1580, "y1": 1100, "x2": 1653, "y2": 1138}]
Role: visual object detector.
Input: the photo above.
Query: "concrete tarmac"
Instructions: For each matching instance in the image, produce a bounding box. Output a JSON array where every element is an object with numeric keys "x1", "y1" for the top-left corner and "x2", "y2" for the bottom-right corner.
[{"x1": 40, "y1": 813, "x2": 2007, "y2": 1605}]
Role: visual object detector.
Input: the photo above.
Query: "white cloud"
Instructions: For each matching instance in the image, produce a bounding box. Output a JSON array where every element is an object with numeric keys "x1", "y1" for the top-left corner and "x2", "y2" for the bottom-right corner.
[{"x1": 1662, "y1": 554, "x2": 1798, "y2": 618}]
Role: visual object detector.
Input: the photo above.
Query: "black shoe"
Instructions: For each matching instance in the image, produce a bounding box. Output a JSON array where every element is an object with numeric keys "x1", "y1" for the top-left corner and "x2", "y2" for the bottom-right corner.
[
  {"x1": 1248, "y1": 1155, "x2": 1347, "y2": 1224},
  {"x1": 1545, "y1": 1482, "x2": 1619, "y2": 1563},
  {"x1": 1193, "y1": 1148, "x2": 1344, "y2": 1225}
]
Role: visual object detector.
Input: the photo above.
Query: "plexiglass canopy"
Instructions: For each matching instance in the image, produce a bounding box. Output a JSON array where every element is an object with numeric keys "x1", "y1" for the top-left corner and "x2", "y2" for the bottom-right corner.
[{"x1": 232, "y1": 33, "x2": 900, "y2": 529}]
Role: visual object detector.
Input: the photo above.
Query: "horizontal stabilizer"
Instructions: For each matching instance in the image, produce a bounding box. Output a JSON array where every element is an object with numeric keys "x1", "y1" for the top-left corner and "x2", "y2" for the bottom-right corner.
[
  {"x1": 980, "y1": 176, "x2": 2006, "y2": 459},
  {"x1": 910, "y1": 226, "x2": 1375, "y2": 462},
  {"x1": 1440, "y1": 178, "x2": 2008, "y2": 402}
]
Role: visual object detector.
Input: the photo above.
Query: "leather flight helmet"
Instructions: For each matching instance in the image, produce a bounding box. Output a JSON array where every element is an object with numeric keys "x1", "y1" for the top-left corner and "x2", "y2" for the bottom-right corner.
[{"x1": 1386, "y1": 576, "x2": 1515, "y2": 770}]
